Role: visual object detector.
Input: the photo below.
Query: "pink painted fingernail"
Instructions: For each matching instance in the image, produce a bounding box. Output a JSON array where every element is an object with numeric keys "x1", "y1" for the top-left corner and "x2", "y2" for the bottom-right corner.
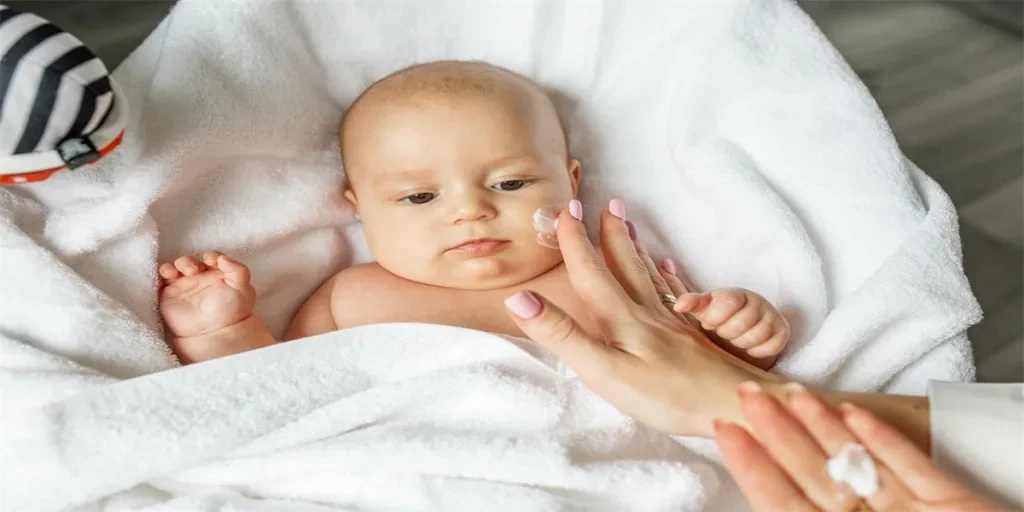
[
  {"x1": 661, "y1": 258, "x2": 677, "y2": 275},
  {"x1": 625, "y1": 220, "x2": 637, "y2": 240},
  {"x1": 569, "y1": 199, "x2": 583, "y2": 221},
  {"x1": 505, "y1": 290, "x2": 542, "y2": 319},
  {"x1": 609, "y1": 199, "x2": 626, "y2": 219}
]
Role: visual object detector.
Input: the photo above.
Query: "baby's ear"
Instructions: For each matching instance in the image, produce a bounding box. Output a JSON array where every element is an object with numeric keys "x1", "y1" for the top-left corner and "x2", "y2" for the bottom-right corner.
[
  {"x1": 342, "y1": 187, "x2": 360, "y2": 219},
  {"x1": 343, "y1": 187, "x2": 358, "y2": 207},
  {"x1": 568, "y1": 158, "x2": 582, "y2": 197}
]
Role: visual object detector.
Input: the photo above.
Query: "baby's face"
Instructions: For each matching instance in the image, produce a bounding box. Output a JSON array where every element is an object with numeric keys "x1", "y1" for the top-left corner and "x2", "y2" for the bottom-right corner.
[{"x1": 344, "y1": 94, "x2": 579, "y2": 290}]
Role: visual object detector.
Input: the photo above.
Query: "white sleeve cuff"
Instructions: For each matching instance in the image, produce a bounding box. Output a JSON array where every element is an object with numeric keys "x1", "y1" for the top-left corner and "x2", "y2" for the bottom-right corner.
[{"x1": 928, "y1": 380, "x2": 1024, "y2": 509}]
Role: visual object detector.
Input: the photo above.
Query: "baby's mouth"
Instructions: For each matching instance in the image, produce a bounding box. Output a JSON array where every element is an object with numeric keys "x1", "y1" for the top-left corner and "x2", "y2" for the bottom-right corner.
[{"x1": 449, "y1": 238, "x2": 510, "y2": 255}]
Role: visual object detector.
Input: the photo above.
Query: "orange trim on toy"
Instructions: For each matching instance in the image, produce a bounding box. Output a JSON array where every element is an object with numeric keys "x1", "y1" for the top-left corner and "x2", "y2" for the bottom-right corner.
[{"x1": 0, "y1": 130, "x2": 125, "y2": 185}]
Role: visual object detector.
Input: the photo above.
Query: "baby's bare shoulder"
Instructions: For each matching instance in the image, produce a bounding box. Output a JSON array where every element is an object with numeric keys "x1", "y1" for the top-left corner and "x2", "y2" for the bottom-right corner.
[{"x1": 328, "y1": 263, "x2": 441, "y2": 329}]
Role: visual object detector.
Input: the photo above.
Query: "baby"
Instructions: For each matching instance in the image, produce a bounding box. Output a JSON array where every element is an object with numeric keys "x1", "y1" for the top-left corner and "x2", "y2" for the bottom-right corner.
[{"x1": 158, "y1": 61, "x2": 790, "y2": 366}]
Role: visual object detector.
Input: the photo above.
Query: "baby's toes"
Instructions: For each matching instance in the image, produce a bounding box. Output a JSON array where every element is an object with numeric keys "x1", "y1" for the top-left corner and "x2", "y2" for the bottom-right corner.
[
  {"x1": 159, "y1": 263, "x2": 181, "y2": 283},
  {"x1": 174, "y1": 255, "x2": 205, "y2": 276}
]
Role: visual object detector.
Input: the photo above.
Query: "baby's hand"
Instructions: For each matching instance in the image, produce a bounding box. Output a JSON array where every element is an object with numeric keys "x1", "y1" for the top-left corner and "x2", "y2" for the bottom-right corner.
[
  {"x1": 673, "y1": 288, "x2": 789, "y2": 362},
  {"x1": 158, "y1": 251, "x2": 256, "y2": 339}
]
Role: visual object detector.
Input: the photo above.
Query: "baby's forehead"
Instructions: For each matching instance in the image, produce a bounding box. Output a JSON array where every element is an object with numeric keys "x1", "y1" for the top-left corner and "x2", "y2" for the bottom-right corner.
[
  {"x1": 340, "y1": 62, "x2": 568, "y2": 179},
  {"x1": 344, "y1": 62, "x2": 555, "y2": 131}
]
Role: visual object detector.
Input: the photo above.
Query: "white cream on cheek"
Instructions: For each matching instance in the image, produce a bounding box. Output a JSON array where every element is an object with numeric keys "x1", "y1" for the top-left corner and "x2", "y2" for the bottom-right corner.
[{"x1": 532, "y1": 206, "x2": 561, "y2": 249}]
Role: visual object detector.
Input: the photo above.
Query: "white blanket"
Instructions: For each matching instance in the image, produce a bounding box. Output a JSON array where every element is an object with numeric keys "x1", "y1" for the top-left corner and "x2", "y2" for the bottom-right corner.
[{"x1": 0, "y1": 0, "x2": 982, "y2": 509}]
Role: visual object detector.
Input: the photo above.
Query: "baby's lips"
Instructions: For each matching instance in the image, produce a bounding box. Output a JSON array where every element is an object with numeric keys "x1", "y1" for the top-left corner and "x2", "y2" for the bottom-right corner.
[{"x1": 533, "y1": 206, "x2": 561, "y2": 249}]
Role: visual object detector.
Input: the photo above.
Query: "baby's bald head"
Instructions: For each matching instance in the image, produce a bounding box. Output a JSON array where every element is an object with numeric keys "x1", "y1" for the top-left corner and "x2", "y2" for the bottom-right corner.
[
  {"x1": 335, "y1": 60, "x2": 582, "y2": 291},
  {"x1": 340, "y1": 61, "x2": 569, "y2": 182}
]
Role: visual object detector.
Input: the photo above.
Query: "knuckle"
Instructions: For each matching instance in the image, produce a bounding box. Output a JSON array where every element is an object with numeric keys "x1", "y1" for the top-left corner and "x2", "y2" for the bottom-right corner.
[
  {"x1": 546, "y1": 311, "x2": 579, "y2": 344},
  {"x1": 627, "y1": 258, "x2": 652, "y2": 279},
  {"x1": 713, "y1": 292, "x2": 746, "y2": 313}
]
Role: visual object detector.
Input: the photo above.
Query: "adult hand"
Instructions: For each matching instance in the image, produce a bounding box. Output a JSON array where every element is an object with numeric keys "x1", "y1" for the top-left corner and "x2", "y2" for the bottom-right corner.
[
  {"x1": 716, "y1": 382, "x2": 1001, "y2": 512},
  {"x1": 503, "y1": 199, "x2": 780, "y2": 437}
]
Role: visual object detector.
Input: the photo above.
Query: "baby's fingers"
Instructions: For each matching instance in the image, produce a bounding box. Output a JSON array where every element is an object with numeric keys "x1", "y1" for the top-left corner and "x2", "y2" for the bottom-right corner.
[
  {"x1": 673, "y1": 292, "x2": 712, "y2": 315},
  {"x1": 202, "y1": 250, "x2": 226, "y2": 266},
  {"x1": 158, "y1": 263, "x2": 181, "y2": 283},
  {"x1": 215, "y1": 255, "x2": 251, "y2": 290},
  {"x1": 675, "y1": 289, "x2": 748, "y2": 330},
  {"x1": 173, "y1": 255, "x2": 205, "y2": 276},
  {"x1": 747, "y1": 324, "x2": 790, "y2": 359}
]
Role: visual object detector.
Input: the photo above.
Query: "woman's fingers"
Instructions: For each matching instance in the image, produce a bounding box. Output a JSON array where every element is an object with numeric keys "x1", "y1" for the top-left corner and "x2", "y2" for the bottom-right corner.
[
  {"x1": 840, "y1": 404, "x2": 971, "y2": 503},
  {"x1": 714, "y1": 419, "x2": 819, "y2": 512},
  {"x1": 630, "y1": 232, "x2": 678, "y2": 313},
  {"x1": 505, "y1": 289, "x2": 624, "y2": 382},
  {"x1": 784, "y1": 387, "x2": 915, "y2": 510},
  {"x1": 555, "y1": 201, "x2": 635, "y2": 319},
  {"x1": 659, "y1": 260, "x2": 690, "y2": 297},
  {"x1": 736, "y1": 382, "x2": 861, "y2": 511},
  {"x1": 598, "y1": 200, "x2": 661, "y2": 308}
]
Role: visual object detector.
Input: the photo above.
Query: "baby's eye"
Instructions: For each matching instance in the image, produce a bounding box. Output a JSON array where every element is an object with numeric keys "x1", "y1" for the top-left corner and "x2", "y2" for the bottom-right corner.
[
  {"x1": 494, "y1": 179, "x2": 528, "y2": 191},
  {"x1": 400, "y1": 192, "x2": 436, "y2": 204}
]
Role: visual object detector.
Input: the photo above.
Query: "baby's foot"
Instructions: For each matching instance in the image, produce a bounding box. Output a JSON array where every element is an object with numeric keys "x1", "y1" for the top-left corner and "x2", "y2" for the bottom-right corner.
[
  {"x1": 673, "y1": 288, "x2": 789, "y2": 360},
  {"x1": 158, "y1": 251, "x2": 256, "y2": 339}
]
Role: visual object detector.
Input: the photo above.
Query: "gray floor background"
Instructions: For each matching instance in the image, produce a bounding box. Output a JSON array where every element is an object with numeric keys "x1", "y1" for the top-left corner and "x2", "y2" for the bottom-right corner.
[{"x1": 9, "y1": 0, "x2": 1022, "y2": 382}]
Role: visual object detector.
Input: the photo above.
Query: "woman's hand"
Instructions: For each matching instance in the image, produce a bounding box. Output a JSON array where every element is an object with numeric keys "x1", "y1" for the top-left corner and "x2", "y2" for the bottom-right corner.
[
  {"x1": 504, "y1": 199, "x2": 780, "y2": 437},
  {"x1": 716, "y1": 382, "x2": 1001, "y2": 512}
]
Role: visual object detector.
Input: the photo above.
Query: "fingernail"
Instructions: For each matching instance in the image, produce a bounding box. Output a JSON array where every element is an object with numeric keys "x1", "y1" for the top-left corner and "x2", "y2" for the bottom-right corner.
[
  {"x1": 783, "y1": 382, "x2": 806, "y2": 394},
  {"x1": 838, "y1": 403, "x2": 856, "y2": 414},
  {"x1": 569, "y1": 199, "x2": 583, "y2": 221},
  {"x1": 609, "y1": 199, "x2": 626, "y2": 220},
  {"x1": 661, "y1": 258, "x2": 677, "y2": 275},
  {"x1": 712, "y1": 418, "x2": 729, "y2": 433},
  {"x1": 505, "y1": 290, "x2": 542, "y2": 319},
  {"x1": 737, "y1": 380, "x2": 763, "y2": 397},
  {"x1": 625, "y1": 220, "x2": 637, "y2": 240}
]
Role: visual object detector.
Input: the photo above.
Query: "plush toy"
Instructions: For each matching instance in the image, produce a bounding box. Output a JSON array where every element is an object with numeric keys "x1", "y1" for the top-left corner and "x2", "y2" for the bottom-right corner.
[{"x1": 0, "y1": 4, "x2": 127, "y2": 185}]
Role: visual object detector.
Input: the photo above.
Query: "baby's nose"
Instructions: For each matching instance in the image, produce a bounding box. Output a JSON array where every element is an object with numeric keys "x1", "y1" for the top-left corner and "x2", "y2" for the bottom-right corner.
[{"x1": 451, "y1": 195, "x2": 496, "y2": 223}]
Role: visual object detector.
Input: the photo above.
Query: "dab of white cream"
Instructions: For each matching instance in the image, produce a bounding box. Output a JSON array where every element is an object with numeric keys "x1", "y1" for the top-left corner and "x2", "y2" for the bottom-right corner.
[
  {"x1": 826, "y1": 443, "x2": 879, "y2": 497},
  {"x1": 533, "y1": 207, "x2": 560, "y2": 249}
]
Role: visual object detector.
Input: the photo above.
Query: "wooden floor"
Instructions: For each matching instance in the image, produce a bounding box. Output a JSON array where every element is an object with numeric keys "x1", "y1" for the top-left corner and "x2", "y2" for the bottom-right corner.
[
  {"x1": 800, "y1": 1, "x2": 1023, "y2": 382},
  {"x1": 11, "y1": 1, "x2": 1023, "y2": 382}
]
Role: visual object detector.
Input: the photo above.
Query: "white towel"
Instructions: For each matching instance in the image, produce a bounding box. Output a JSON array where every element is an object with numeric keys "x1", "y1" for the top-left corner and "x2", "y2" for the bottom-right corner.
[
  {"x1": 0, "y1": 0, "x2": 982, "y2": 509},
  {"x1": 3, "y1": 324, "x2": 724, "y2": 511}
]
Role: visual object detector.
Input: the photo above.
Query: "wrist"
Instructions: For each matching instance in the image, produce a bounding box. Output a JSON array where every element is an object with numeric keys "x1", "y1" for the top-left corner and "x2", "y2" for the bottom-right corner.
[
  {"x1": 172, "y1": 315, "x2": 276, "y2": 364},
  {"x1": 696, "y1": 374, "x2": 788, "y2": 438}
]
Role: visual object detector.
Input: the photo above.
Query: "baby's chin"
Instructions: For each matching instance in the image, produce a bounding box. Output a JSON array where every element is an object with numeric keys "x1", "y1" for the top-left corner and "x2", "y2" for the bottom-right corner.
[
  {"x1": 407, "y1": 255, "x2": 561, "y2": 290},
  {"x1": 452, "y1": 258, "x2": 551, "y2": 290}
]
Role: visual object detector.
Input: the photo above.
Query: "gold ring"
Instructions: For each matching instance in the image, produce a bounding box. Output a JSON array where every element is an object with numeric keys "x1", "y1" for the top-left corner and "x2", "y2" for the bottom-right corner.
[
  {"x1": 659, "y1": 293, "x2": 677, "y2": 305},
  {"x1": 851, "y1": 502, "x2": 872, "y2": 512}
]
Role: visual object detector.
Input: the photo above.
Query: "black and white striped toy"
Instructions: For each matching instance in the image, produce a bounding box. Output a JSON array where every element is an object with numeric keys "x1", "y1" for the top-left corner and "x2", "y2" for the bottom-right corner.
[{"x1": 0, "y1": 4, "x2": 127, "y2": 184}]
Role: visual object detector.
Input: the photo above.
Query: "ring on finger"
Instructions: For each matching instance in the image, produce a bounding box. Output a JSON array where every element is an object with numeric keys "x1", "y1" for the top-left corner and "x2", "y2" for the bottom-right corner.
[
  {"x1": 849, "y1": 501, "x2": 872, "y2": 512},
  {"x1": 658, "y1": 293, "x2": 677, "y2": 305}
]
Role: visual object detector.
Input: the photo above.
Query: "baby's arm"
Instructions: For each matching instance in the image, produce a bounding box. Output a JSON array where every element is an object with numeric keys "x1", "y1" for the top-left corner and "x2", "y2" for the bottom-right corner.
[
  {"x1": 283, "y1": 275, "x2": 339, "y2": 340},
  {"x1": 673, "y1": 288, "x2": 789, "y2": 370},
  {"x1": 159, "y1": 252, "x2": 275, "y2": 364}
]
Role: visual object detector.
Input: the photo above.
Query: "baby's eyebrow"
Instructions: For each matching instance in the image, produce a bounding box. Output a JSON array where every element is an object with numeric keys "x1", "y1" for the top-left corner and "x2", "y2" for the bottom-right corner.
[
  {"x1": 371, "y1": 168, "x2": 435, "y2": 186},
  {"x1": 481, "y1": 155, "x2": 540, "y2": 171}
]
